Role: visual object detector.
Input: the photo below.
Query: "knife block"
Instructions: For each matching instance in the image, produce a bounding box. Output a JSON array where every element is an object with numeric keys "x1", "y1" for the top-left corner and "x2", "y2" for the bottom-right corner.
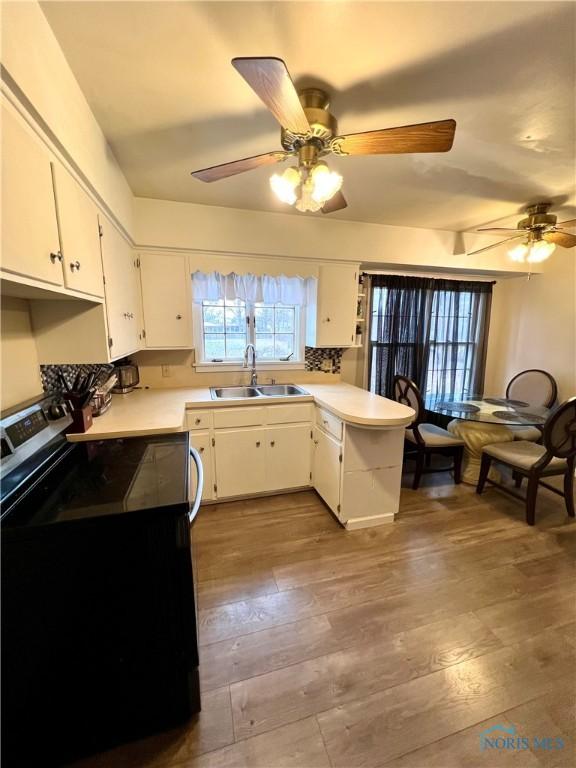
[{"x1": 68, "y1": 405, "x2": 93, "y2": 434}]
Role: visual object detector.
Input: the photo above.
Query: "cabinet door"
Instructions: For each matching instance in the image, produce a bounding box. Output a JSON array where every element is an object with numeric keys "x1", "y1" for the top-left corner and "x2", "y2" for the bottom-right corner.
[
  {"x1": 52, "y1": 164, "x2": 104, "y2": 297},
  {"x1": 213, "y1": 428, "x2": 266, "y2": 498},
  {"x1": 189, "y1": 431, "x2": 214, "y2": 502},
  {"x1": 140, "y1": 252, "x2": 192, "y2": 348},
  {"x1": 99, "y1": 217, "x2": 141, "y2": 359},
  {"x1": 316, "y1": 264, "x2": 358, "y2": 347},
  {"x1": 312, "y1": 426, "x2": 342, "y2": 515},
  {"x1": 266, "y1": 424, "x2": 312, "y2": 491},
  {"x1": 1, "y1": 103, "x2": 63, "y2": 285}
]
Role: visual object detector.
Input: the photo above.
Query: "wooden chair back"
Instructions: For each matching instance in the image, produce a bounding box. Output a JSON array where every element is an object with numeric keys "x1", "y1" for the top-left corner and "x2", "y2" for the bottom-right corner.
[{"x1": 506, "y1": 369, "x2": 557, "y2": 408}]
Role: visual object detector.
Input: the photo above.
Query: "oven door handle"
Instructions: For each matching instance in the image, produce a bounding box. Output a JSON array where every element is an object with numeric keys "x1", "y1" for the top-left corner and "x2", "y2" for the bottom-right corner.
[{"x1": 189, "y1": 445, "x2": 204, "y2": 524}]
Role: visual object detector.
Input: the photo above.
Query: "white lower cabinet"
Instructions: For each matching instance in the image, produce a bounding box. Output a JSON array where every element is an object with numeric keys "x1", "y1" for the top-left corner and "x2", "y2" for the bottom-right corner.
[
  {"x1": 189, "y1": 431, "x2": 215, "y2": 502},
  {"x1": 192, "y1": 404, "x2": 404, "y2": 529},
  {"x1": 312, "y1": 425, "x2": 342, "y2": 516},
  {"x1": 266, "y1": 424, "x2": 312, "y2": 491},
  {"x1": 213, "y1": 428, "x2": 267, "y2": 498}
]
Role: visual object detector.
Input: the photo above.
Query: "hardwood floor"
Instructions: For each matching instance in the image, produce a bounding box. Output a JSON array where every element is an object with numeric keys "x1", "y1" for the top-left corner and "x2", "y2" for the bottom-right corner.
[{"x1": 72, "y1": 470, "x2": 576, "y2": 768}]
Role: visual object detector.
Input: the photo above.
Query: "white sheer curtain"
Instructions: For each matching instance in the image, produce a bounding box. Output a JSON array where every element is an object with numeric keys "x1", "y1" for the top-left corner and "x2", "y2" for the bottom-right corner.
[{"x1": 192, "y1": 271, "x2": 314, "y2": 306}]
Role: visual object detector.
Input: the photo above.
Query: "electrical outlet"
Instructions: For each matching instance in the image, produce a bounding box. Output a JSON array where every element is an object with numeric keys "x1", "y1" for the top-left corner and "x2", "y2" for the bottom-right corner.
[{"x1": 161, "y1": 365, "x2": 171, "y2": 377}]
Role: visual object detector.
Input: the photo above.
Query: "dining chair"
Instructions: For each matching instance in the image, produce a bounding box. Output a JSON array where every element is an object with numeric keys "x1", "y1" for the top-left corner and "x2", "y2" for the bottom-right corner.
[
  {"x1": 476, "y1": 397, "x2": 576, "y2": 525},
  {"x1": 393, "y1": 375, "x2": 465, "y2": 490},
  {"x1": 506, "y1": 369, "x2": 558, "y2": 442}
]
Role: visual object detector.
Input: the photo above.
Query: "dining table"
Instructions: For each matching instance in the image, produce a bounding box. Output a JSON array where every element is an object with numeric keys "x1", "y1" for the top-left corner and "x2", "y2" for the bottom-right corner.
[{"x1": 424, "y1": 395, "x2": 551, "y2": 485}]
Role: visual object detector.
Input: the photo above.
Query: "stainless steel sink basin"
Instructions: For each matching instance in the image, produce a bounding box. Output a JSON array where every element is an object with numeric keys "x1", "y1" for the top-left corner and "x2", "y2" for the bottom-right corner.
[
  {"x1": 211, "y1": 386, "x2": 261, "y2": 399},
  {"x1": 256, "y1": 384, "x2": 309, "y2": 397},
  {"x1": 210, "y1": 384, "x2": 309, "y2": 399}
]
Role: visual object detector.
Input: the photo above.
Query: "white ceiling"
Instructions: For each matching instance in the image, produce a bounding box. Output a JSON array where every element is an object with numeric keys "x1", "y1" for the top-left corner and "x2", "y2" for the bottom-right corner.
[{"x1": 41, "y1": 1, "x2": 576, "y2": 231}]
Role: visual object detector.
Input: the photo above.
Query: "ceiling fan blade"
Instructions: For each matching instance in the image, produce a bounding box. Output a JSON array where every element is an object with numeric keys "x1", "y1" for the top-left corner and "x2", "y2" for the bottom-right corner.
[
  {"x1": 330, "y1": 119, "x2": 456, "y2": 156},
  {"x1": 556, "y1": 218, "x2": 576, "y2": 229},
  {"x1": 467, "y1": 234, "x2": 525, "y2": 257},
  {"x1": 232, "y1": 57, "x2": 311, "y2": 135},
  {"x1": 191, "y1": 151, "x2": 287, "y2": 182},
  {"x1": 544, "y1": 231, "x2": 576, "y2": 248},
  {"x1": 476, "y1": 227, "x2": 523, "y2": 232},
  {"x1": 321, "y1": 190, "x2": 348, "y2": 214}
]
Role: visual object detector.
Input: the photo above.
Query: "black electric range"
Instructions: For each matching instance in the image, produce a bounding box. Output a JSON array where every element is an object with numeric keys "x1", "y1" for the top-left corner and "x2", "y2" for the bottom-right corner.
[{"x1": 1, "y1": 394, "x2": 202, "y2": 767}]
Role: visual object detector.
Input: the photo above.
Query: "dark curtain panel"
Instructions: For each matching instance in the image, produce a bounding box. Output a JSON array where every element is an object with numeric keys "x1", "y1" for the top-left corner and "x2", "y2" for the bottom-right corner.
[{"x1": 369, "y1": 275, "x2": 493, "y2": 401}]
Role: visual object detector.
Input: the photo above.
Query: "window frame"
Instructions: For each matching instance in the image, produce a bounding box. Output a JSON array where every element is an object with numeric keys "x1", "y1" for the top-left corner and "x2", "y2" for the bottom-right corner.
[{"x1": 193, "y1": 299, "x2": 306, "y2": 372}]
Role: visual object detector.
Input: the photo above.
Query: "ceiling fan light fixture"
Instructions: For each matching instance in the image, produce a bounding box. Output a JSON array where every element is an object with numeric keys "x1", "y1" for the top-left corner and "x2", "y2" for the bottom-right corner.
[
  {"x1": 508, "y1": 242, "x2": 530, "y2": 262},
  {"x1": 270, "y1": 166, "x2": 300, "y2": 205},
  {"x1": 527, "y1": 239, "x2": 556, "y2": 263},
  {"x1": 295, "y1": 176, "x2": 322, "y2": 212},
  {"x1": 310, "y1": 162, "x2": 343, "y2": 204}
]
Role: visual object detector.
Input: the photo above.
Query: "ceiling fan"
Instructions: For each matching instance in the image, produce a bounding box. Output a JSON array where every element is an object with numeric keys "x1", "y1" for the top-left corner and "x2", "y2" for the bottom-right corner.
[
  {"x1": 191, "y1": 57, "x2": 456, "y2": 214},
  {"x1": 468, "y1": 202, "x2": 576, "y2": 263}
]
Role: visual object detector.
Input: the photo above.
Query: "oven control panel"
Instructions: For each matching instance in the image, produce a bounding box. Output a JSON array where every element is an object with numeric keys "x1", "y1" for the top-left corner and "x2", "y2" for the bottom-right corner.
[{"x1": 5, "y1": 409, "x2": 47, "y2": 448}]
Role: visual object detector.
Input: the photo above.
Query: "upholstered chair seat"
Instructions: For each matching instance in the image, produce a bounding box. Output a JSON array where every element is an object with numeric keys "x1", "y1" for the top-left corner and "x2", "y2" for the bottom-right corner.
[{"x1": 394, "y1": 375, "x2": 465, "y2": 490}]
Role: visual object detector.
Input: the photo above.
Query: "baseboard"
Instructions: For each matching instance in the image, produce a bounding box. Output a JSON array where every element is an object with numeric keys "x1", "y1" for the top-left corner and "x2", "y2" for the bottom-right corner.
[{"x1": 343, "y1": 512, "x2": 396, "y2": 530}]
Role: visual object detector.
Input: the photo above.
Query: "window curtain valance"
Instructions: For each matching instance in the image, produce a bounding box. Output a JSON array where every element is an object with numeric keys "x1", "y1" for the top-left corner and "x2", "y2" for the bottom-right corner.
[{"x1": 193, "y1": 271, "x2": 315, "y2": 306}]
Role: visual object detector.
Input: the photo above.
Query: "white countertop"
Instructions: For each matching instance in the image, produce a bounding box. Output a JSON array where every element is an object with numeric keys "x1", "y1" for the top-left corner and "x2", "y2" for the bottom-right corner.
[{"x1": 67, "y1": 382, "x2": 414, "y2": 442}]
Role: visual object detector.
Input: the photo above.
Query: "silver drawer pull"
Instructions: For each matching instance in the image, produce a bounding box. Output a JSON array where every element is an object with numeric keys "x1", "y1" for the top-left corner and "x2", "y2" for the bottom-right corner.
[
  {"x1": 49, "y1": 251, "x2": 63, "y2": 263},
  {"x1": 176, "y1": 314, "x2": 183, "y2": 320},
  {"x1": 256, "y1": 441, "x2": 261, "y2": 447},
  {"x1": 270, "y1": 441, "x2": 275, "y2": 447},
  {"x1": 199, "y1": 447, "x2": 204, "y2": 453},
  {"x1": 70, "y1": 260, "x2": 81, "y2": 272},
  {"x1": 195, "y1": 418, "x2": 201, "y2": 425}
]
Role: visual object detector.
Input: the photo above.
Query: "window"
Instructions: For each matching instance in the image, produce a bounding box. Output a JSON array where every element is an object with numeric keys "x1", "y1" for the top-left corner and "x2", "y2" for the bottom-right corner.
[
  {"x1": 369, "y1": 275, "x2": 492, "y2": 401},
  {"x1": 197, "y1": 299, "x2": 302, "y2": 364}
]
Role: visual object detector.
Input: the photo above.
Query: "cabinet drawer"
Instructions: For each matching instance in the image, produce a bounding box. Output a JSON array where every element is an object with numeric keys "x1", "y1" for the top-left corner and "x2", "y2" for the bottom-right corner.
[
  {"x1": 213, "y1": 407, "x2": 265, "y2": 429},
  {"x1": 316, "y1": 407, "x2": 343, "y2": 441},
  {"x1": 186, "y1": 410, "x2": 213, "y2": 430},
  {"x1": 266, "y1": 404, "x2": 313, "y2": 425}
]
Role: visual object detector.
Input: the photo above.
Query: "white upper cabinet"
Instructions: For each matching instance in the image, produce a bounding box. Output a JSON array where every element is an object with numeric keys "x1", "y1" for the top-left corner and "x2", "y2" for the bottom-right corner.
[
  {"x1": 1, "y1": 103, "x2": 63, "y2": 286},
  {"x1": 140, "y1": 252, "x2": 192, "y2": 348},
  {"x1": 98, "y1": 217, "x2": 141, "y2": 360},
  {"x1": 52, "y1": 164, "x2": 104, "y2": 298},
  {"x1": 306, "y1": 264, "x2": 359, "y2": 347}
]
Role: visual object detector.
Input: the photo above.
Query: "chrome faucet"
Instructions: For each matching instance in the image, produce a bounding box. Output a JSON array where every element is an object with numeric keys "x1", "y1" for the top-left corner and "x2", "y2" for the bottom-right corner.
[{"x1": 244, "y1": 343, "x2": 257, "y2": 385}]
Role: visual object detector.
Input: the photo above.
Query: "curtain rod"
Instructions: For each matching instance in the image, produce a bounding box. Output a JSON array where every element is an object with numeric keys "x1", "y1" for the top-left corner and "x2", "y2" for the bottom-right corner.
[{"x1": 362, "y1": 270, "x2": 496, "y2": 284}]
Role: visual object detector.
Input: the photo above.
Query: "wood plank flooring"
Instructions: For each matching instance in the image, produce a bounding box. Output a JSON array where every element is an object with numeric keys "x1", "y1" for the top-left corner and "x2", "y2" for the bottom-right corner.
[{"x1": 72, "y1": 470, "x2": 576, "y2": 768}]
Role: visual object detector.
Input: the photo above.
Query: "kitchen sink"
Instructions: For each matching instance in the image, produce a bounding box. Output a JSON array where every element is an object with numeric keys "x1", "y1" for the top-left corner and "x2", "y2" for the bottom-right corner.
[
  {"x1": 211, "y1": 386, "x2": 261, "y2": 399},
  {"x1": 210, "y1": 384, "x2": 309, "y2": 400},
  {"x1": 256, "y1": 384, "x2": 309, "y2": 397}
]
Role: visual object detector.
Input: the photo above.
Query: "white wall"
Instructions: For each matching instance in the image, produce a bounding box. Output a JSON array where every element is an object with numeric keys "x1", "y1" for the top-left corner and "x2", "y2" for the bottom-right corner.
[
  {"x1": 485, "y1": 248, "x2": 576, "y2": 401},
  {"x1": 1, "y1": 1, "x2": 133, "y2": 235},
  {"x1": 133, "y1": 197, "x2": 533, "y2": 275},
  {"x1": 0, "y1": 297, "x2": 43, "y2": 409}
]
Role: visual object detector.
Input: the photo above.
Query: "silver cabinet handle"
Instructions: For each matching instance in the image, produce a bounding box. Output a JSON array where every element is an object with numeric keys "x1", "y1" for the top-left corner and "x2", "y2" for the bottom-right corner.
[
  {"x1": 323, "y1": 419, "x2": 329, "y2": 425},
  {"x1": 256, "y1": 441, "x2": 261, "y2": 447},
  {"x1": 326, "y1": 317, "x2": 331, "y2": 322},
  {"x1": 314, "y1": 440, "x2": 319, "y2": 445},
  {"x1": 199, "y1": 446, "x2": 204, "y2": 453},
  {"x1": 176, "y1": 314, "x2": 183, "y2": 320},
  {"x1": 70, "y1": 260, "x2": 81, "y2": 272},
  {"x1": 270, "y1": 441, "x2": 275, "y2": 447},
  {"x1": 195, "y1": 418, "x2": 201, "y2": 425},
  {"x1": 123, "y1": 312, "x2": 129, "y2": 319},
  {"x1": 50, "y1": 251, "x2": 63, "y2": 263}
]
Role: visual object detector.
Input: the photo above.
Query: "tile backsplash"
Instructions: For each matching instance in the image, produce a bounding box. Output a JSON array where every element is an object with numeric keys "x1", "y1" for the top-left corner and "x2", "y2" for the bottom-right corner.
[
  {"x1": 304, "y1": 347, "x2": 343, "y2": 373},
  {"x1": 40, "y1": 364, "x2": 114, "y2": 393}
]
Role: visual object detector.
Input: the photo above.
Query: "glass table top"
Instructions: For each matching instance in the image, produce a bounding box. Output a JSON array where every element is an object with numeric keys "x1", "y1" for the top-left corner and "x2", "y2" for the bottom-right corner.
[{"x1": 424, "y1": 395, "x2": 551, "y2": 426}]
